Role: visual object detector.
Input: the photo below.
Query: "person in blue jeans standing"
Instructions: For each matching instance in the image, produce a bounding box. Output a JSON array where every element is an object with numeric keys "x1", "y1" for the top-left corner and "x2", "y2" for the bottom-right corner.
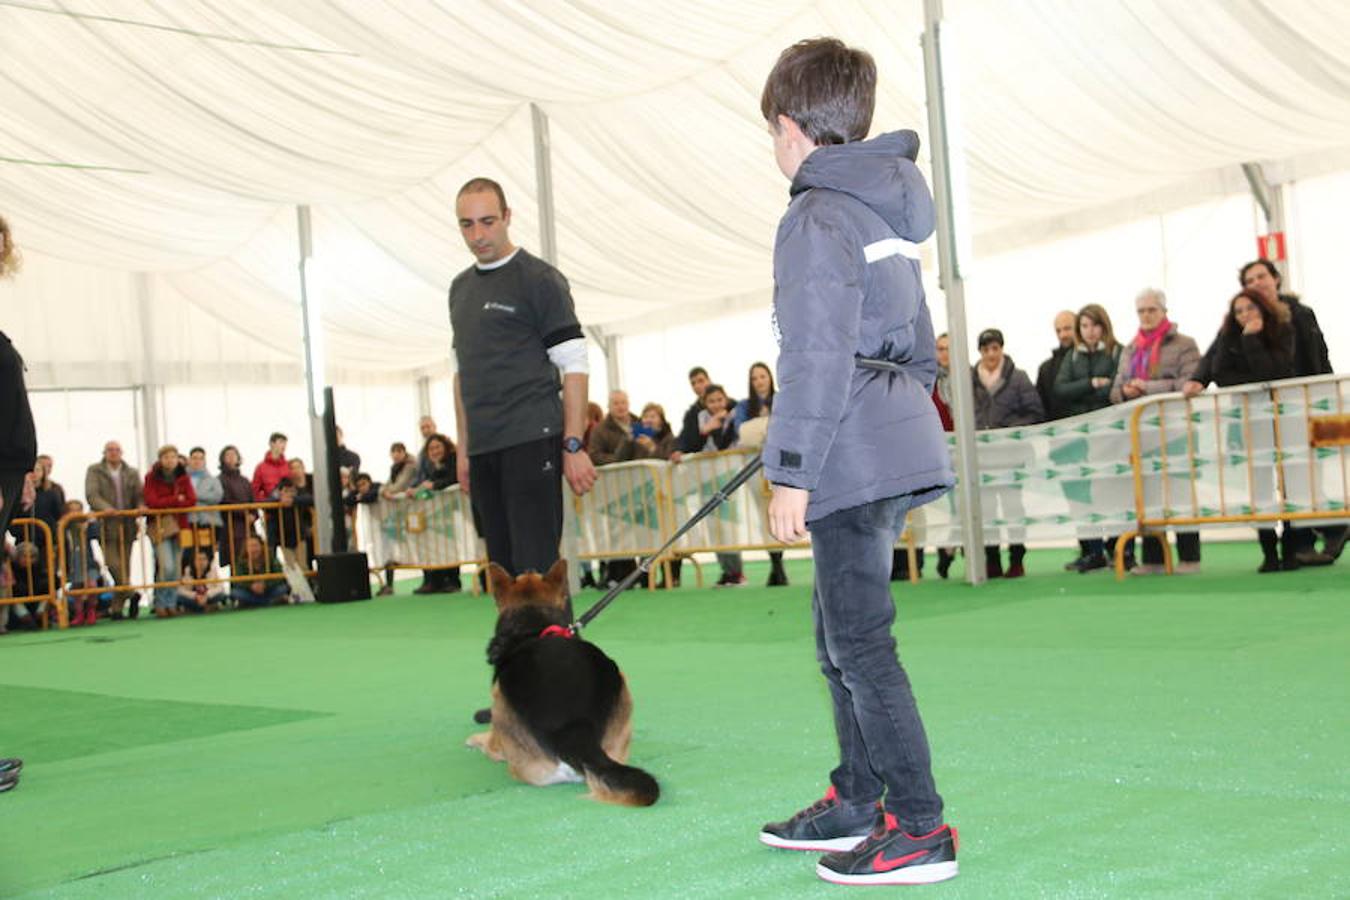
[{"x1": 755, "y1": 38, "x2": 959, "y2": 886}]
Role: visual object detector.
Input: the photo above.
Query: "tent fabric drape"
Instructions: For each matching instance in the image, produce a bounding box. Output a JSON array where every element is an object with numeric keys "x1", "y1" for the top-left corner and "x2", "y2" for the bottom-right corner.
[{"x1": 3, "y1": 1, "x2": 1349, "y2": 387}]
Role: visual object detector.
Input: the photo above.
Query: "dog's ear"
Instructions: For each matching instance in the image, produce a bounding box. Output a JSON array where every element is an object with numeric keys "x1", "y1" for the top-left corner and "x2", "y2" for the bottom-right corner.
[
  {"x1": 486, "y1": 562, "x2": 515, "y2": 606},
  {"x1": 543, "y1": 557, "x2": 568, "y2": 589}
]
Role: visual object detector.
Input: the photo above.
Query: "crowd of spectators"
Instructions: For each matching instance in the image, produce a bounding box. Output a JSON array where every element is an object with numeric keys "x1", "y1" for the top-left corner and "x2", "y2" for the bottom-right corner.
[
  {"x1": 909, "y1": 258, "x2": 1342, "y2": 580},
  {"x1": 581, "y1": 361, "x2": 789, "y2": 590},
  {"x1": 1, "y1": 425, "x2": 441, "y2": 632},
  {"x1": 5, "y1": 261, "x2": 1343, "y2": 631}
]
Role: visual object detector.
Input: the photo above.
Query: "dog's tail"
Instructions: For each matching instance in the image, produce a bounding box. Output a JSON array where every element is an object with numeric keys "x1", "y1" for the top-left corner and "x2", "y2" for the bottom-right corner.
[{"x1": 551, "y1": 722, "x2": 659, "y2": 807}]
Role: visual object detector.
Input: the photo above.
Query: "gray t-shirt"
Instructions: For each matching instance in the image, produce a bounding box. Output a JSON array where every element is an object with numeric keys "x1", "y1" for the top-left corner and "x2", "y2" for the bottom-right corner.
[{"x1": 449, "y1": 249, "x2": 584, "y2": 456}]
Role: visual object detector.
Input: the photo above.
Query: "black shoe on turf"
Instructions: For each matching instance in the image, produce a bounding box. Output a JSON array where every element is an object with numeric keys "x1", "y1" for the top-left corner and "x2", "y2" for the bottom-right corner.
[
  {"x1": 759, "y1": 787, "x2": 880, "y2": 852},
  {"x1": 766, "y1": 569, "x2": 789, "y2": 587},
  {"x1": 816, "y1": 814, "x2": 958, "y2": 886},
  {"x1": 1073, "y1": 554, "x2": 1108, "y2": 573}
]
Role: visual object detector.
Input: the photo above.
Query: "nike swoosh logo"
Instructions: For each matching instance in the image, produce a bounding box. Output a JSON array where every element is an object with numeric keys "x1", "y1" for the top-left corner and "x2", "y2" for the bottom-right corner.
[{"x1": 871, "y1": 848, "x2": 927, "y2": 873}]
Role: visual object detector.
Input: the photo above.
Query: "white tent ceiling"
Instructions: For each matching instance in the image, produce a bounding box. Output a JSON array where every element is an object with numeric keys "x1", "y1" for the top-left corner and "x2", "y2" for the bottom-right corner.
[{"x1": 3, "y1": 0, "x2": 1350, "y2": 388}]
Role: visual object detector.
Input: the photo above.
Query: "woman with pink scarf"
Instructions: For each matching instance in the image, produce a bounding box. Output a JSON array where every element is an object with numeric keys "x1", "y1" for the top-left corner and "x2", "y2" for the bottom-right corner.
[{"x1": 1109, "y1": 288, "x2": 1202, "y2": 573}]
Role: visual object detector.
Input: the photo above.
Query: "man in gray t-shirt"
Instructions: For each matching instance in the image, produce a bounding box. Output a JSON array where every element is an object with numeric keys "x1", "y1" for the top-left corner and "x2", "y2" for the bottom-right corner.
[{"x1": 450, "y1": 177, "x2": 596, "y2": 579}]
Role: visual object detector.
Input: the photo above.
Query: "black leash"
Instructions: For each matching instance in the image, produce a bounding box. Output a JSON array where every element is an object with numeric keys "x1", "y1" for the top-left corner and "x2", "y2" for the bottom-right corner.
[{"x1": 570, "y1": 454, "x2": 765, "y2": 634}]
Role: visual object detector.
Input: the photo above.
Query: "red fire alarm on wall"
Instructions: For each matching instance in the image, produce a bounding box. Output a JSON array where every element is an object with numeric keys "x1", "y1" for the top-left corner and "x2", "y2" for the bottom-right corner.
[{"x1": 1256, "y1": 232, "x2": 1286, "y2": 261}]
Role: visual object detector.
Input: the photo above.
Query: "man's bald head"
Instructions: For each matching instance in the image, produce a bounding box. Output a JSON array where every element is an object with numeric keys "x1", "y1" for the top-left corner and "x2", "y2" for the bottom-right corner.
[
  {"x1": 1054, "y1": 310, "x2": 1076, "y2": 348},
  {"x1": 608, "y1": 390, "x2": 630, "y2": 420}
]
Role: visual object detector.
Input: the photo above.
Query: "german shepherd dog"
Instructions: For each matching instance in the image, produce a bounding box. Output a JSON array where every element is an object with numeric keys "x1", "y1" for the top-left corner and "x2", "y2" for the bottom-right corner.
[{"x1": 466, "y1": 559, "x2": 659, "y2": 807}]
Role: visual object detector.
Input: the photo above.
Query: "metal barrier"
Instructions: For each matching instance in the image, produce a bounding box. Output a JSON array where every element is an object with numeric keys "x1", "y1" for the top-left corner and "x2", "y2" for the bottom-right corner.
[
  {"x1": 1115, "y1": 374, "x2": 1349, "y2": 578},
  {"x1": 665, "y1": 449, "x2": 918, "y2": 587},
  {"x1": 56, "y1": 501, "x2": 320, "y2": 621},
  {"x1": 571, "y1": 460, "x2": 675, "y2": 589},
  {"x1": 3, "y1": 517, "x2": 62, "y2": 628},
  {"x1": 351, "y1": 486, "x2": 486, "y2": 590}
]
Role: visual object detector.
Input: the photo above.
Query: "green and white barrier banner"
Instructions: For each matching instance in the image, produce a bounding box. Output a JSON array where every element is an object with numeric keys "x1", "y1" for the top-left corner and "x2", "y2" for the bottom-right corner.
[
  {"x1": 356, "y1": 377, "x2": 1347, "y2": 567},
  {"x1": 917, "y1": 374, "x2": 1347, "y2": 547},
  {"x1": 571, "y1": 460, "x2": 669, "y2": 559},
  {"x1": 353, "y1": 487, "x2": 482, "y2": 567},
  {"x1": 666, "y1": 450, "x2": 787, "y2": 552}
]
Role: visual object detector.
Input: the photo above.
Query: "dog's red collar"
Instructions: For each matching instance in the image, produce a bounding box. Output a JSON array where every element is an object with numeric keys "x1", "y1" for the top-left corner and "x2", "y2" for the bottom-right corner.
[{"x1": 539, "y1": 625, "x2": 575, "y2": 639}]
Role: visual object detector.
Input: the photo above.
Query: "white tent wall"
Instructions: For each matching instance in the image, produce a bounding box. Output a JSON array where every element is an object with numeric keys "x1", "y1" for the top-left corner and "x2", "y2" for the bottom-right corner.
[
  {"x1": 4, "y1": 1, "x2": 1350, "y2": 493},
  {"x1": 612, "y1": 173, "x2": 1348, "y2": 425},
  {"x1": 23, "y1": 346, "x2": 612, "y2": 497}
]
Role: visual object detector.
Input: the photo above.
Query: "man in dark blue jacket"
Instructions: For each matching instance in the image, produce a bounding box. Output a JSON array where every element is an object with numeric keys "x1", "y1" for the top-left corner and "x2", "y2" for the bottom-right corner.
[{"x1": 754, "y1": 38, "x2": 958, "y2": 888}]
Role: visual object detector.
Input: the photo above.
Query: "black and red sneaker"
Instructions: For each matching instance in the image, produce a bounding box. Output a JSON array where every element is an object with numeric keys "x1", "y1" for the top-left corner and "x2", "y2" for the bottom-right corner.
[
  {"x1": 816, "y1": 813, "x2": 958, "y2": 885},
  {"x1": 759, "y1": 786, "x2": 880, "y2": 852}
]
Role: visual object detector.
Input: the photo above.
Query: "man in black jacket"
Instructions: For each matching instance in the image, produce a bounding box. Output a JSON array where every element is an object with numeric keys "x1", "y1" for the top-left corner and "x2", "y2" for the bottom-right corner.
[
  {"x1": 1237, "y1": 259, "x2": 1342, "y2": 561},
  {"x1": 1035, "y1": 310, "x2": 1077, "y2": 420}
]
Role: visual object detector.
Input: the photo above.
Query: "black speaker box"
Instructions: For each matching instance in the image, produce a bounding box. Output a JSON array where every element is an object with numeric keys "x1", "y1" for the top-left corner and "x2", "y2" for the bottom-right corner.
[{"x1": 316, "y1": 551, "x2": 372, "y2": 603}]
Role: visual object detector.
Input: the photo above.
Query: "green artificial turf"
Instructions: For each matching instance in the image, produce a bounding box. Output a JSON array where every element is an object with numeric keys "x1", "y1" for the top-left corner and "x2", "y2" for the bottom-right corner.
[{"x1": 1, "y1": 542, "x2": 1346, "y2": 898}]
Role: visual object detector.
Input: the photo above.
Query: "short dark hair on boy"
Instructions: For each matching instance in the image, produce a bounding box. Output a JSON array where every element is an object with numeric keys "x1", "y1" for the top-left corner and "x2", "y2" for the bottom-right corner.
[
  {"x1": 390, "y1": 441, "x2": 406, "y2": 453},
  {"x1": 761, "y1": 37, "x2": 877, "y2": 145},
  {"x1": 189, "y1": 446, "x2": 205, "y2": 456},
  {"x1": 703, "y1": 383, "x2": 726, "y2": 399},
  {"x1": 688, "y1": 366, "x2": 708, "y2": 380},
  {"x1": 269, "y1": 432, "x2": 287, "y2": 444}
]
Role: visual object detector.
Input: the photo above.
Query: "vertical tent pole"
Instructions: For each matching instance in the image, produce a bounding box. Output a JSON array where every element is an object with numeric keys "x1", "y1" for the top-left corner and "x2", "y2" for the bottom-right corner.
[
  {"x1": 922, "y1": 0, "x2": 986, "y2": 584},
  {"x1": 134, "y1": 273, "x2": 162, "y2": 461},
  {"x1": 1241, "y1": 162, "x2": 1290, "y2": 283},
  {"x1": 531, "y1": 102, "x2": 584, "y2": 595},
  {"x1": 415, "y1": 375, "x2": 432, "y2": 419},
  {"x1": 297, "y1": 205, "x2": 333, "y2": 555}
]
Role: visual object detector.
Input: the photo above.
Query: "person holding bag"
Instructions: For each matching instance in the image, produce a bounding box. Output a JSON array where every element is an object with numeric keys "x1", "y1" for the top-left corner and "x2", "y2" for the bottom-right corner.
[{"x1": 143, "y1": 446, "x2": 196, "y2": 618}]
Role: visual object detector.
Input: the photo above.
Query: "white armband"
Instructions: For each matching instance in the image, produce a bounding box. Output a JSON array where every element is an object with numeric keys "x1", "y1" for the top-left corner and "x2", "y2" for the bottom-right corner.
[{"x1": 547, "y1": 337, "x2": 589, "y2": 375}]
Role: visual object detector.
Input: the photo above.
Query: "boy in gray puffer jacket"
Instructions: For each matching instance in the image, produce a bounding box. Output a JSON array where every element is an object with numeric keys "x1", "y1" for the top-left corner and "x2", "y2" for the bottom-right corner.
[{"x1": 755, "y1": 38, "x2": 958, "y2": 888}]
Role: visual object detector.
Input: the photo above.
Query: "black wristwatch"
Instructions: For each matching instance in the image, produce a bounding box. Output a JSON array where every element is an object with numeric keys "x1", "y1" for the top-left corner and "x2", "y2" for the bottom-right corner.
[{"x1": 563, "y1": 436, "x2": 584, "y2": 454}]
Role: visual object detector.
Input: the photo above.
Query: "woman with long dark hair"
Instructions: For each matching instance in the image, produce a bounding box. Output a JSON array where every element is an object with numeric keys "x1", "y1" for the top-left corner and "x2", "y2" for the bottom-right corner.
[
  {"x1": 733, "y1": 362, "x2": 789, "y2": 587},
  {"x1": 1190, "y1": 289, "x2": 1299, "y2": 572}
]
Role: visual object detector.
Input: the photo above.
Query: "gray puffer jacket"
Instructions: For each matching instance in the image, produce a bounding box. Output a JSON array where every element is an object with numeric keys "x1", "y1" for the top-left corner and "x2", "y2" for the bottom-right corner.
[
  {"x1": 971, "y1": 356, "x2": 1044, "y2": 430},
  {"x1": 762, "y1": 130, "x2": 954, "y2": 523}
]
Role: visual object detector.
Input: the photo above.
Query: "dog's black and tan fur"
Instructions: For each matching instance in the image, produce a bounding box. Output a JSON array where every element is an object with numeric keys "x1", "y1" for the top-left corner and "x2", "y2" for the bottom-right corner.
[{"x1": 466, "y1": 559, "x2": 659, "y2": 807}]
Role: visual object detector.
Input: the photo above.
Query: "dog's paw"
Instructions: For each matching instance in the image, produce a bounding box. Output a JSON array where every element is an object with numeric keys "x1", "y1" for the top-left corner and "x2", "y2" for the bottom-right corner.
[
  {"x1": 541, "y1": 761, "x2": 584, "y2": 785},
  {"x1": 465, "y1": 731, "x2": 490, "y2": 750}
]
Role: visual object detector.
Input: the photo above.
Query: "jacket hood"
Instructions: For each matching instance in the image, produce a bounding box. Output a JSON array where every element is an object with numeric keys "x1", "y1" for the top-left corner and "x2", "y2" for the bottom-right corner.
[{"x1": 789, "y1": 130, "x2": 935, "y2": 243}]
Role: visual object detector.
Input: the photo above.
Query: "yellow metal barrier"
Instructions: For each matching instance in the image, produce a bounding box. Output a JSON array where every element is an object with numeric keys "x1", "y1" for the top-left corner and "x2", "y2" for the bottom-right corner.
[
  {"x1": 4, "y1": 517, "x2": 62, "y2": 628},
  {"x1": 1115, "y1": 374, "x2": 1349, "y2": 579},
  {"x1": 56, "y1": 501, "x2": 320, "y2": 621}
]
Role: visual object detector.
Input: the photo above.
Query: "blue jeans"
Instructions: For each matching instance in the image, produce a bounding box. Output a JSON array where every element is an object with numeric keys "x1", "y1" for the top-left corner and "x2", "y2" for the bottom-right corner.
[
  {"x1": 232, "y1": 583, "x2": 287, "y2": 608},
  {"x1": 810, "y1": 494, "x2": 944, "y2": 834},
  {"x1": 153, "y1": 538, "x2": 180, "y2": 610}
]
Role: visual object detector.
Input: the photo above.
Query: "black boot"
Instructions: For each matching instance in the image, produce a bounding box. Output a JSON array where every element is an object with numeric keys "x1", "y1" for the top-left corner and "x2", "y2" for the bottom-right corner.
[
  {"x1": 767, "y1": 552, "x2": 789, "y2": 587},
  {"x1": 936, "y1": 548, "x2": 954, "y2": 579},
  {"x1": 984, "y1": 546, "x2": 1003, "y2": 579},
  {"x1": 1259, "y1": 529, "x2": 1283, "y2": 573}
]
